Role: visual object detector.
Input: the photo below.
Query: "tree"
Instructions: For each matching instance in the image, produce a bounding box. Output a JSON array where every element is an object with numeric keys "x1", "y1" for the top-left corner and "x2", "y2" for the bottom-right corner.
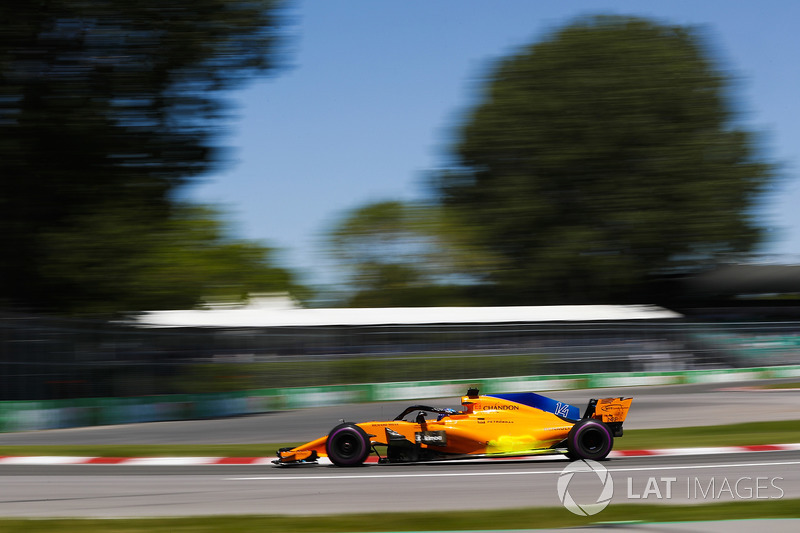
[
  {"x1": 39, "y1": 204, "x2": 301, "y2": 314},
  {"x1": 436, "y1": 16, "x2": 775, "y2": 305},
  {"x1": 0, "y1": 0, "x2": 288, "y2": 313},
  {"x1": 326, "y1": 201, "x2": 492, "y2": 307}
]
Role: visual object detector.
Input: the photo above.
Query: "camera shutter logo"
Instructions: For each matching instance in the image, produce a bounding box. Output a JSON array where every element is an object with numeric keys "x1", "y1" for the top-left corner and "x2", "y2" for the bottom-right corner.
[{"x1": 557, "y1": 459, "x2": 614, "y2": 516}]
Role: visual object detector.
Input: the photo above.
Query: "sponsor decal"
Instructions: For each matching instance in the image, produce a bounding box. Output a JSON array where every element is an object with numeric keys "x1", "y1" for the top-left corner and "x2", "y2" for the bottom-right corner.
[
  {"x1": 415, "y1": 430, "x2": 447, "y2": 446},
  {"x1": 597, "y1": 400, "x2": 628, "y2": 422},
  {"x1": 481, "y1": 404, "x2": 520, "y2": 411}
]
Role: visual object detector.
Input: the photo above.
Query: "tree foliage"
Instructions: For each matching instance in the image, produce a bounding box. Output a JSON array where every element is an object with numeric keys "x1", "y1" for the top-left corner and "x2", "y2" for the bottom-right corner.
[
  {"x1": 40, "y1": 204, "x2": 299, "y2": 314},
  {"x1": 0, "y1": 0, "x2": 290, "y2": 313},
  {"x1": 436, "y1": 16, "x2": 775, "y2": 304},
  {"x1": 327, "y1": 201, "x2": 491, "y2": 307}
]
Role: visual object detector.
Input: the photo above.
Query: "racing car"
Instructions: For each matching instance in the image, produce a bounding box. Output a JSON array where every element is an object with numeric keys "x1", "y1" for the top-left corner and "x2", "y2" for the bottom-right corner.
[{"x1": 274, "y1": 388, "x2": 632, "y2": 466}]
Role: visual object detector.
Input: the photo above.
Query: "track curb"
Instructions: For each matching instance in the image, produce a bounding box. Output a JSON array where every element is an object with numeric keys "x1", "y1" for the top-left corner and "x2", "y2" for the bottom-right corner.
[{"x1": 1, "y1": 443, "x2": 798, "y2": 466}]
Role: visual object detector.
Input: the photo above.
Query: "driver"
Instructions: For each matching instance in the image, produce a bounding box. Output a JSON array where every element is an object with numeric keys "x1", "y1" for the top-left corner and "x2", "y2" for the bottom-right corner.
[{"x1": 437, "y1": 408, "x2": 458, "y2": 421}]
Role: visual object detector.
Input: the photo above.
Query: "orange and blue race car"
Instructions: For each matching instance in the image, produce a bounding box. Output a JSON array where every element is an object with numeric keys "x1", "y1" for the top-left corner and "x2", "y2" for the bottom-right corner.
[{"x1": 274, "y1": 388, "x2": 632, "y2": 466}]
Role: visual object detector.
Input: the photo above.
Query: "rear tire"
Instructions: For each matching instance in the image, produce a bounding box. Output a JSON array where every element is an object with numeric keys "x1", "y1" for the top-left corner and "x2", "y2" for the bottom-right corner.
[
  {"x1": 326, "y1": 423, "x2": 370, "y2": 467},
  {"x1": 566, "y1": 419, "x2": 614, "y2": 461}
]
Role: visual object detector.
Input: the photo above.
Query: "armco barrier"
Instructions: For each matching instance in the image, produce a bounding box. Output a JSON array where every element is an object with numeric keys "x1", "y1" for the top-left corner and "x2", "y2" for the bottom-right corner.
[{"x1": 1, "y1": 365, "x2": 799, "y2": 433}]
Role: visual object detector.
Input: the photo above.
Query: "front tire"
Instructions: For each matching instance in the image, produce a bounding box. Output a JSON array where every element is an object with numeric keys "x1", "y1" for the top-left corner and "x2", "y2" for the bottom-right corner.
[
  {"x1": 326, "y1": 423, "x2": 370, "y2": 466},
  {"x1": 566, "y1": 419, "x2": 614, "y2": 461}
]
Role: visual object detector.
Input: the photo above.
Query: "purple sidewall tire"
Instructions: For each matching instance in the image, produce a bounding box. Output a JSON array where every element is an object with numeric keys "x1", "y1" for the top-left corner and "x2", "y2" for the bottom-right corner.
[
  {"x1": 326, "y1": 424, "x2": 370, "y2": 467},
  {"x1": 567, "y1": 419, "x2": 613, "y2": 461}
]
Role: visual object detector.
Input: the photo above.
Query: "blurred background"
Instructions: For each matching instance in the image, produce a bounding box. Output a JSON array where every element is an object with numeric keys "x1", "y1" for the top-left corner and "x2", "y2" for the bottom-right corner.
[{"x1": 2, "y1": 1, "x2": 800, "y2": 421}]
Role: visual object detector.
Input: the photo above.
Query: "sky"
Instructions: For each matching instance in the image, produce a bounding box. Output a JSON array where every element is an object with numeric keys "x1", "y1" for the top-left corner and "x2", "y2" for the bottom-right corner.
[{"x1": 188, "y1": 0, "x2": 800, "y2": 286}]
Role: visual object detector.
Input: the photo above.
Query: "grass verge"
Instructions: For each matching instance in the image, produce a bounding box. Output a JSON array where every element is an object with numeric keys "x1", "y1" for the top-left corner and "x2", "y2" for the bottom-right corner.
[
  {"x1": 758, "y1": 381, "x2": 800, "y2": 390},
  {"x1": 0, "y1": 420, "x2": 798, "y2": 457},
  {"x1": 617, "y1": 420, "x2": 800, "y2": 450},
  {"x1": 0, "y1": 500, "x2": 798, "y2": 532}
]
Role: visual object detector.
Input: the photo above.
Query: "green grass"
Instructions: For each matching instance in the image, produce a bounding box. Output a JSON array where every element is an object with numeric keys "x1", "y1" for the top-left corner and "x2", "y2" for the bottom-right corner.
[
  {"x1": 758, "y1": 381, "x2": 800, "y2": 390},
  {"x1": 0, "y1": 500, "x2": 798, "y2": 532},
  {"x1": 617, "y1": 420, "x2": 800, "y2": 450},
  {"x1": 1, "y1": 420, "x2": 798, "y2": 458}
]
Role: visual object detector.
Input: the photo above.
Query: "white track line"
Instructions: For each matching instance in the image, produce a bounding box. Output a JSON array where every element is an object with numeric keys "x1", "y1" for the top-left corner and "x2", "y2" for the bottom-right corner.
[{"x1": 227, "y1": 459, "x2": 800, "y2": 481}]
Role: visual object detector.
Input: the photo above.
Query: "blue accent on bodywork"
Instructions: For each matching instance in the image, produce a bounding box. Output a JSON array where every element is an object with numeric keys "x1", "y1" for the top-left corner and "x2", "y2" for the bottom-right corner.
[{"x1": 486, "y1": 392, "x2": 580, "y2": 420}]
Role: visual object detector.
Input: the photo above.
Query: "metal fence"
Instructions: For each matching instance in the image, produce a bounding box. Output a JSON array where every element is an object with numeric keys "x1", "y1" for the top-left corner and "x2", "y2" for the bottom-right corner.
[{"x1": 2, "y1": 312, "x2": 800, "y2": 400}]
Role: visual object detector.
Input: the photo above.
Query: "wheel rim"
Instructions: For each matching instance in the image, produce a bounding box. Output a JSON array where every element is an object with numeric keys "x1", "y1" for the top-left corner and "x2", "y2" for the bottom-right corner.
[
  {"x1": 581, "y1": 427, "x2": 604, "y2": 452},
  {"x1": 333, "y1": 433, "x2": 361, "y2": 459}
]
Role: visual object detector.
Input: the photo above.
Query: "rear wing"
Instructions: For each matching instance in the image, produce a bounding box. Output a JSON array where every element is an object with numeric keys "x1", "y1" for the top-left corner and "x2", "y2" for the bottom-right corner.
[{"x1": 584, "y1": 397, "x2": 632, "y2": 436}]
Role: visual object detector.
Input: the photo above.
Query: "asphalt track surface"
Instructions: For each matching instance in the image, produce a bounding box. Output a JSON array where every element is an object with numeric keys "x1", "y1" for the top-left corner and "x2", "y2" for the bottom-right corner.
[
  {"x1": 0, "y1": 452, "x2": 797, "y2": 517},
  {"x1": 0, "y1": 379, "x2": 798, "y2": 520}
]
